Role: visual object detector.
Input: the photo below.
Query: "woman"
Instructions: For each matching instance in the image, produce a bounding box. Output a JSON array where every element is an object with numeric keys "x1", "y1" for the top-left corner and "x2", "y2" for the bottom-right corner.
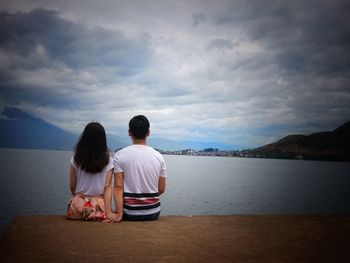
[{"x1": 66, "y1": 122, "x2": 121, "y2": 222}]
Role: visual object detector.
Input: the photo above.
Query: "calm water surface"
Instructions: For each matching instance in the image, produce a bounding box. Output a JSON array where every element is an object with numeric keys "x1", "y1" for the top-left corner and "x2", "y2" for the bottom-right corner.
[{"x1": 1, "y1": 148, "x2": 350, "y2": 232}]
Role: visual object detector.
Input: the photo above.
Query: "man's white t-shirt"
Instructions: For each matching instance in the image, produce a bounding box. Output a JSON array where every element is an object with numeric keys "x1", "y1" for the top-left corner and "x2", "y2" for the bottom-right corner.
[
  {"x1": 113, "y1": 144, "x2": 167, "y2": 216},
  {"x1": 71, "y1": 156, "x2": 114, "y2": 196}
]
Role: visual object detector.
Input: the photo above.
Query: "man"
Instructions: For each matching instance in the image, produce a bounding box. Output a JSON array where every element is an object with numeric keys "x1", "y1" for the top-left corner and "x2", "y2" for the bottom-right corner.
[{"x1": 113, "y1": 115, "x2": 167, "y2": 221}]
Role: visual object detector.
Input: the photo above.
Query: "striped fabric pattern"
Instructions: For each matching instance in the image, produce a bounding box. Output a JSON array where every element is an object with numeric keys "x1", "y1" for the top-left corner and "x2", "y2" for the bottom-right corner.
[{"x1": 123, "y1": 192, "x2": 160, "y2": 215}]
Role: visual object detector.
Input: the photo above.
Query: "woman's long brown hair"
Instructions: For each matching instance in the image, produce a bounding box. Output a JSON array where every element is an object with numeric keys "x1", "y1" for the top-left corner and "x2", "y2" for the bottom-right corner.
[{"x1": 74, "y1": 122, "x2": 109, "y2": 173}]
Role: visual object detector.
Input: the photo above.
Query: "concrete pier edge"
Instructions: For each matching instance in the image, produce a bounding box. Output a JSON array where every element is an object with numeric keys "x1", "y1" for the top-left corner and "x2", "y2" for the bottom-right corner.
[{"x1": 1, "y1": 215, "x2": 350, "y2": 262}]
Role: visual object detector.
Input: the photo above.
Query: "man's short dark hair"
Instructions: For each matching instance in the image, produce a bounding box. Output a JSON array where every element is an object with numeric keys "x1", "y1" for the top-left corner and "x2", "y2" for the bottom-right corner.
[{"x1": 129, "y1": 115, "x2": 150, "y2": 139}]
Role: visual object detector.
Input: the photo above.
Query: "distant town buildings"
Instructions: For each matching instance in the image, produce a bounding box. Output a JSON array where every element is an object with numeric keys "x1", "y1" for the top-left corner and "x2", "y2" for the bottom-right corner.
[
  {"x1": 157, "y1": 148, "x2": 242, "y2": 157},
  {"x1": 155, "y1": 148, "x2": 305, "y2": 160}
]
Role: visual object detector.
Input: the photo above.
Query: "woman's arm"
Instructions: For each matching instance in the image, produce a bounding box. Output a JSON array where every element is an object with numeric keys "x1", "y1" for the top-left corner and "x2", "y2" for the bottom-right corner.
[
  {"x1": 103, "y1": 169, "x2": 118, "y2": 221},
  {"x1": 69, "y1": 165, "x2": 77, "y2": 195},
  {"x1": 113, "y1": 172, "x2": 124, "y2": 222}
]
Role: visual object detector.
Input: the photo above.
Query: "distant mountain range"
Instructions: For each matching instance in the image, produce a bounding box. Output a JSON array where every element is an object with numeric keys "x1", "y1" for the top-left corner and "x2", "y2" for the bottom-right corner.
[
  {"x1": 0, "y1": 107, "x2": 126, "y2": 150},
  {"x1": 0, "y1": 107, "x2": 77, "y2": 150},
  {"x1": 249, "y1": 121, "x2": 350, "y2": 161},
  {"x1": 0, "y1": 107, "x2": 236, "y2": 151},
  {"x1": 5, "y1": 107, "x2": 348, "y2": 161}
]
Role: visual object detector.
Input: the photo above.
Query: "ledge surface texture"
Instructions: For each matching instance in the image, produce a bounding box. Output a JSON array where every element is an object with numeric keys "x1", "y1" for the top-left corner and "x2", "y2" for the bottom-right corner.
[{"x1": 0, "y1": 215, "x2": 349, "y2": 263}]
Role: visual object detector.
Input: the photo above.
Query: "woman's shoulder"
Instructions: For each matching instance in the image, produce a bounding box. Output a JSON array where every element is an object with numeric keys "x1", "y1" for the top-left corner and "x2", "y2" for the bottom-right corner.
[
  {"x1": 103, "y1": 155, "x2": 114, "y2": 171},
  {"x1": 70, "y1": 155, "x2": 77, "y2": 168}
]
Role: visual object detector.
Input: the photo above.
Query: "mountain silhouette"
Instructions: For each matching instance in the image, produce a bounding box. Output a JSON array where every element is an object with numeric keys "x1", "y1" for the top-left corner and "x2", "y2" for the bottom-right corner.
[
  {"x1": 0, "y1": 107, "x2": 125, "y2": 150},
  {"x1": 252, "y1": 121, "x2": 350, "y2": 161}
]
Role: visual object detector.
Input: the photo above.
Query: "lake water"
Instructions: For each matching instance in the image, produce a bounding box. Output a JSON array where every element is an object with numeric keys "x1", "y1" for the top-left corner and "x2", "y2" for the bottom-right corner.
[{"x1": 1, "y1": 148, "x2": 350, "y2": 232}]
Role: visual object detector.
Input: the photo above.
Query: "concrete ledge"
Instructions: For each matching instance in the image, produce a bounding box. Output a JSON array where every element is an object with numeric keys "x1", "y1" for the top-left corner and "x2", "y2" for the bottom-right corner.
[{"x1": 1, "y1": 215, "x2": 350, "y2": 262}]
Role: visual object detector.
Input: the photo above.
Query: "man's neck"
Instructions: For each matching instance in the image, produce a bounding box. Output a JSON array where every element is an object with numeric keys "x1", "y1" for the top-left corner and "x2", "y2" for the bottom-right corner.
[{"x1": 132, "y1": 138, "x2": 147, "y2": 145}]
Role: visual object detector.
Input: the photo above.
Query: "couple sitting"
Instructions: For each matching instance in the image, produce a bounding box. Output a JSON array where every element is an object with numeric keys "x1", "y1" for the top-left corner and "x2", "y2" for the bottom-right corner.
[{"x1": 66, "y1": 115, "x2": 167, "y2": 222}]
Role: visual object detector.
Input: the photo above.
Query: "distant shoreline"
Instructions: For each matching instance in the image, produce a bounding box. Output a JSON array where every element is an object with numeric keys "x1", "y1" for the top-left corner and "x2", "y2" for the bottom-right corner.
[
  {"x1": 1, "y1": 147, "x2": 349, "y2": 162},
  {"x1": 161, "y1": 152, "x2": 350, "y2": 162}
]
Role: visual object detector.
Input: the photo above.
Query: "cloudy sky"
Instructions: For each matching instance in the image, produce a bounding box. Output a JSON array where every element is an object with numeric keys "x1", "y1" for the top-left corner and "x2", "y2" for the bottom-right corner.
[{"x1": 0, "y1": 0, "x2": 349, "y2": 148}]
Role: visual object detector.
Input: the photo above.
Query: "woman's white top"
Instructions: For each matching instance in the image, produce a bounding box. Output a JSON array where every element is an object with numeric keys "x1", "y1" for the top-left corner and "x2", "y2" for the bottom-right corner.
[{"x1": 71, "y1": 156, "x2": 114, "y2": 196}]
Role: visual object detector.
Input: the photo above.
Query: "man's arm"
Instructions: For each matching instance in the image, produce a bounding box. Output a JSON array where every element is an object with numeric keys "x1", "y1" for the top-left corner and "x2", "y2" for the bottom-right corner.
[
  {"x1": 113, "y1": 172, "x2": 124, "y2": 222},
  {"x1": 158, "y1": 176, "x2": 166, "y2": 195},
  {"x1": 69, "y1": 165, "x2": 77, "y2": 195}
]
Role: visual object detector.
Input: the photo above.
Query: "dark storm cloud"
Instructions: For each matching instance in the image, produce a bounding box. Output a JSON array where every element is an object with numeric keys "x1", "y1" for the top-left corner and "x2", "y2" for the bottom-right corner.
[
  {"x1": 215, "y1": 0, "x2": 350, "y2": 76},
  {"x1": 207, "y1": 38, "x2": 238, "y2": 50},
  {"x1": 0, "y1": 8, "x2": 152, "y2": 106},
  {"x1": 0, "y1": 8, "x2": 152, "y2": 71},
  {"x1": 192, "y1": 12, "x2": 206, "y2": 27}
]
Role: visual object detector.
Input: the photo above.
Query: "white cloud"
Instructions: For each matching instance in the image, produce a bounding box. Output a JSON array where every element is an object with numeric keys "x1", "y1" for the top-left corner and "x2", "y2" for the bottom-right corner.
[{"x1": 1, "y1": 0, "x2": 350, "y2": 148}]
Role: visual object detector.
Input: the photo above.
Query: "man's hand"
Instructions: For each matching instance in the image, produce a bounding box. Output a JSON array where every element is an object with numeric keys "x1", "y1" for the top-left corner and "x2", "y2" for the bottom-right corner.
[
  {"x1": 114, "y1": 213, "x2": 123, "y2": 223},
  {"x1": 104, "y1": 212, "x2": 122, "y2": 223}
]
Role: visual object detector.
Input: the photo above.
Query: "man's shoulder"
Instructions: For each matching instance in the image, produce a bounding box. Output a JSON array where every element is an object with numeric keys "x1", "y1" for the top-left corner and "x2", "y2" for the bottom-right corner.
[
  {"x1": 147, "y1": 146, "x2": 166, "y2": 161},
  {"x1": 114, "y1": 145, "x2": 148, "y2": 156},
  {"x1": 115, "y1": 145, "x2": 134, "y2": 153},
  {"x1": 142, "y1": 145, "x2": 162, "y2": 154},
  {"x1": 114, "y1": 145, "x2": 164, "y2": 159},
  {"x1": 113, "y1": 146, "x2": 129, "y2": 159}
]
